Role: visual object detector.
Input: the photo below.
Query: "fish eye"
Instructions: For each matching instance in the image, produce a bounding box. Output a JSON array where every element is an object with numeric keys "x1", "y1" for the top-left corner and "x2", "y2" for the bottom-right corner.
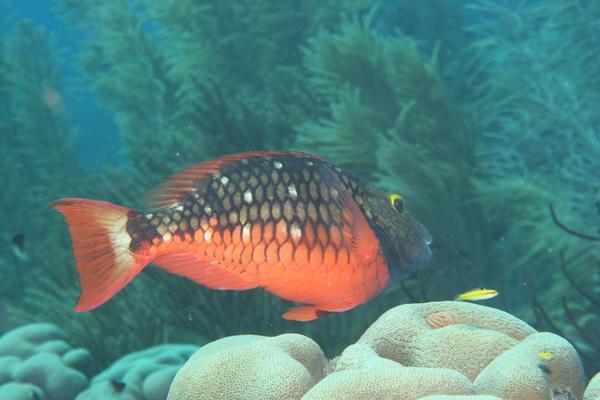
[{"x1": 389, "y1": 194, "x2": 404, "y2": 212}]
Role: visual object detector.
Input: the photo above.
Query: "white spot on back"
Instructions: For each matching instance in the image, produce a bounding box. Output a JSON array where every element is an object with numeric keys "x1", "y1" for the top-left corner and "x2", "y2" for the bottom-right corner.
[
  {"x1": 220, "y1": 176, "x2": 229, "y2": 185},
  {"x1": 273, "y1": 161, "x2": 283, "y2": 169},
  {"x1": 244, "y1": 190, "x2": 253, "y2": 203},
  {"x1": 175, "y1": 205, "x2": 184, "y2": 211},
  {"x1": 204, "y1": 205, "x2": 212, "y2": 215},
  {"x1": 287, "y1": 184, "x2": 298, "y2": 199},
  {"x1": 242, "y1": 224, "x2": 251, "y2": 243},
  {"x1": 290, "y1": 223, "x2": 302, "y2": 242}
]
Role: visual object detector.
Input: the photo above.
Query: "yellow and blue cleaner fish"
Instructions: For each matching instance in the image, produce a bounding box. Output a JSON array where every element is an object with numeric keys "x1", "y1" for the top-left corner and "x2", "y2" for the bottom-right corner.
[{"x1": 455, "y1": 288, "x2": 498, "y2": 301}]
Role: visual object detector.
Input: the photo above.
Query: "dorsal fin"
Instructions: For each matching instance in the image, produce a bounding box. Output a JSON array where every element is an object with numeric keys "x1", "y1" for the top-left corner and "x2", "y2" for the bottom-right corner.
[{"x1": 145, "y1": 151, "x2": 316, "y2": 209}]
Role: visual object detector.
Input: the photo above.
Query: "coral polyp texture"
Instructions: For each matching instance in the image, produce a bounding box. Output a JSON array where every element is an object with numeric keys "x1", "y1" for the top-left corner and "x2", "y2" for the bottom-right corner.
[
  {"x1": 584, "y1": 373, "x2": 600, "y2": 400},
  {"x1": 166, "y1": 302, "x2": 592, "y2": 400},
  {"x1": 167, "y1": 334, "x2": 327, "y2": 400},
  {"x1": 473, "y1": 332, "x2": 586, "y2": 399}
]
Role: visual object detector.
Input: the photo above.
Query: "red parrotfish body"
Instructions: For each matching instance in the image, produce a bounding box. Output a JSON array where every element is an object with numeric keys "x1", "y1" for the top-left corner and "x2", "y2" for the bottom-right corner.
[{"x1": 51, "y1": 151, "x2": 432, "y2": 321}]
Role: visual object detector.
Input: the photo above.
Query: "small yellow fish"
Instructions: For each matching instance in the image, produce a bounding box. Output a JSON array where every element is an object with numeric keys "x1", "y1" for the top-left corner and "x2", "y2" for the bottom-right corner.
[
  {"x1": 455, "y1": 288, "x2": 498, "y2": 301},
  {"x1": 537, "y1": 352, "x2": 553, "y2": 360}
]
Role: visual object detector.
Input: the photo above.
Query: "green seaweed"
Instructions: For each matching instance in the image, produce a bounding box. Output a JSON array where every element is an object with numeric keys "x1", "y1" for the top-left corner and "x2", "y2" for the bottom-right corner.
[
  {"x1": 298, "y1": 12, "x2": 490, "y2": 300},
  {"x1": 465, "y1": 0, "x2": 600, "y2": 310},
  {"x1": 0, "y1": 17, "x2": 83, "y2": 290}
]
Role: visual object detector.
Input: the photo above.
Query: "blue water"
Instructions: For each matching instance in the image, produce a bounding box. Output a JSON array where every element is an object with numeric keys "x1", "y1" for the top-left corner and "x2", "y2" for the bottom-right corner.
[{"x1": 10, "y1": 0, "x2": 124, "y2": 169}]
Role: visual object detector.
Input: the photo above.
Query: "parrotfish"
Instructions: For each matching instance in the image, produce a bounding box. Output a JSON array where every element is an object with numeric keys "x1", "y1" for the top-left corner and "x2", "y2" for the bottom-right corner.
[{"x1": 51, "y1": 151, "x2": 432, "y2": 321}]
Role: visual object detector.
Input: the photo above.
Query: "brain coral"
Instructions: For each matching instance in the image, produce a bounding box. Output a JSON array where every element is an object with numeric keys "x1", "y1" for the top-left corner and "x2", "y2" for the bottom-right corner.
[
  {"x1": 584, "y1": 373, "x2": 600, "y2": 400},
  {"x1": 357, "y1": 301, "x2": 535, "y2": 380},
  {"x1": 303, "y1": 342, "x2": 474, "y2": 399},
  {"x1": 418, "y1": 396, "x2": 502, "y2": 399},
  {"x1": 474, "y1": 332, "x2": 585, "y2": 400},
  {"x1": 76, "y1": 344, "x2": 197, "y2": 400},
  {"x1": 165, "y1": 302, "x2": 587, "y2": 400},
  {"x1": 0, "y1": 323, "x2": 91, "y2": 400},
  {"x1": 167, "y1": 334, "x2": 327, "y2": 400},
  {"x1": 303, "y1": 367, "x2": 474, "y2": 400}
]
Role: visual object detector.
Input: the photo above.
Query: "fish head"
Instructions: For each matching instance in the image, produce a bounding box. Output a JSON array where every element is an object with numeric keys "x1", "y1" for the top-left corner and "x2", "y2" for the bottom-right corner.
[{"x1": 358, "y1": 184, "x2": 432, "y2": 282}]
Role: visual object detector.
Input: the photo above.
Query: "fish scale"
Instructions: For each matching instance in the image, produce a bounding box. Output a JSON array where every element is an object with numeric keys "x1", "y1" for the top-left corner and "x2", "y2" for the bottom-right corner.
[
  {"x1": 51, "y1": 151, "x2": 432, "y2": 321},
  {"x1": 128, "y1": 156, "x2": 352, "y2": 284}
]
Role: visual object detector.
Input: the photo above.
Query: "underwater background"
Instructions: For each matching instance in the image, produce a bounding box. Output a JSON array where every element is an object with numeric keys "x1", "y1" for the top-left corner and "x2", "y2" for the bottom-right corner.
[{"x1": 0, "y1": 0, "x2": 598, "y2": 398}]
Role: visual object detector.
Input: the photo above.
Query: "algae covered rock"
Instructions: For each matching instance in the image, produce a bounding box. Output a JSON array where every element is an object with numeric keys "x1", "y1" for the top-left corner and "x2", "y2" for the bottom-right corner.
[
  {"x1": 76, "y1": 344, "x2": 197, "y2": 400},
  {"x1": 167, "y1": 334, "x2": 327, "y2": 400},
  {"x1": 0, "y1": 323, "x2": 90, "y2": 400}
]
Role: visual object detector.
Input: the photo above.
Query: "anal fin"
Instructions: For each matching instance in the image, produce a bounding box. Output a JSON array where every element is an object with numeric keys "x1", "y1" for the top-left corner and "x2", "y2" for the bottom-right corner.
[
  {"x1": 282, "y1": 306, "x2": 328, "y2": 322},
  {"x1": 153, "y1": 253, "x2": 258, "y2": 290},
  {"x1": 315, "y1": 302, "x2": 357, "y2": 313}
]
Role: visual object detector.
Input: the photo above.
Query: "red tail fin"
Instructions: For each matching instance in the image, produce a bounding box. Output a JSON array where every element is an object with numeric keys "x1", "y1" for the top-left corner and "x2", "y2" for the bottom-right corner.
[{"x1": 50, "y1": 198, "x2": 149, "y2": 312}]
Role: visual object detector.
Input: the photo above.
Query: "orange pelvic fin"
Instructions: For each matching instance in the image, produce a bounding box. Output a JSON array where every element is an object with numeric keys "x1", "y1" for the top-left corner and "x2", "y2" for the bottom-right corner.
[
  {"x1": 282, "y1": 306, "x2": 328, "y2": 322},
  {"x1": 50, "y1": 198, "x2": 148, "y2": 312},
  {"x1": 153, "y1": 253, "x2": 258, "y2": 290}
]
